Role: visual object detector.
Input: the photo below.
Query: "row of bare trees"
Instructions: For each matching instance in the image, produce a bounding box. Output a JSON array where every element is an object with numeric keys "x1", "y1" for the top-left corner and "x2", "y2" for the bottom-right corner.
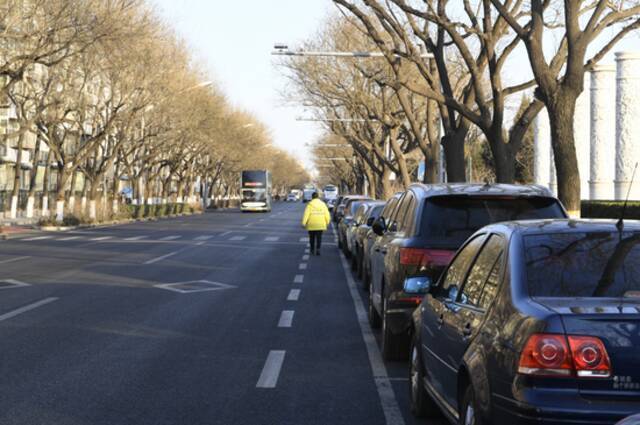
[
  {"x1": 1, "y1": 0, "x2": 308, "y2": 223},
  {"x1": 282, "y1": 1, "x2": 640, "y2": 214}
]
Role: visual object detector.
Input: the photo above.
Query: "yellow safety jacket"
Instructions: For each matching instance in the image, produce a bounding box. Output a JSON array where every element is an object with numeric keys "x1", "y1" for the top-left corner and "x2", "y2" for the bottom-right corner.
[{"x1": 302, "y1": 198, "x2": 331, "y2": 231}]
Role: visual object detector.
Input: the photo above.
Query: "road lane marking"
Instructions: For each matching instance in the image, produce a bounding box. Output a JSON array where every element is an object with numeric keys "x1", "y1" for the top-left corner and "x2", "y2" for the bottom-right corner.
[
  {"x1": 298, "y1": 263, "x2": 307, "y2": 270},
  {"x1": 0, "y1": 256, "x2": 30, "y2": 265},
  {"x1": 302, "y1": 254, "x2": 309, "y2": 261},
  {"x1": 160, "y1": 235, "x2": 181, "y2": 241},
  {"x1": 22, "y1": 236, "x2": 52, "y2": 241},
  {"x1": 58, "y1": 236, "x2": 80, "y2": 241},
  {"x1": 0, "y1": 297, "x2": 58, "y2": 322},
  {"x1": 194, "y1": 235, "x2": 213, "y2": 241},
  {"x1": 304, "y1": 248, "x2": 310, "y2": 254},
  {"x1": 256, "y1": 350, "x2": 286, "y2": 388},
  {"x1": 90, "y1": 236, "x2": 112, "y2": 241},
  {"x1": 293, "y1": 274, "x2": 304, "y2": 284},
  {"x1": 125, "y1": 236, "x2": 147, "y2": 241},
  {"x1": 229, "y1": 236, "x2": 246, "y2": 241},
  {"x1": 0, "y1": 279, "x2": 30, "y2": 289},
  {"x1": 265, "y1": 236, "x2": 279, "y2": 242},
  {"x1": 299, "y1": 237, "x2": 309, "y2": 242},
  {"x1": 144, "y1": 251, "x2": 179, "y2": 265},
  {"x1": 219, "y1": 231, "x2": 232, "y2": 237},
  {"x1": 278, "y1": 310, "x2": 295, "y2": 328},
  {"x1": 338, "y1": 252, "x2": 405, "y2": 425},
  {"x1": 287, "y1": 289, "x2": 300, "y2": 301}
]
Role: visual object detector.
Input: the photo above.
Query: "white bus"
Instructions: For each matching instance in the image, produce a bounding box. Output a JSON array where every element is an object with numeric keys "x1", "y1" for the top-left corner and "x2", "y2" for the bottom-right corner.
[
  {"x1": 302, "y1": 183, "x2": 316, "y2": 203},
  {"x1": 240, "y1": 170, "x2": 272, "y2": 212},
  {"x1": 322, "y1": 184, "x2": 339, "y2": 201}
]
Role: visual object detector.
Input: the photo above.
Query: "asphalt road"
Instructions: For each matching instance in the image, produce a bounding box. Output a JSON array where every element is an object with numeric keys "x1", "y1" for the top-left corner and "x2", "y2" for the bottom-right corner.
[{"x1": 0, "y1": 202, "x2": 446, "y2": 425}]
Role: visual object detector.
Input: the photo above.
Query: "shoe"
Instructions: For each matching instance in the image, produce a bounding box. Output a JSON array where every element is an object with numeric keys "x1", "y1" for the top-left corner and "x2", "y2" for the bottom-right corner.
[
  {"x1": 310, "y1": 249, "x2": 316, "y2": 255},
  {"x1": 316, "y1": 250, "x2": 321, "y2": 256}
]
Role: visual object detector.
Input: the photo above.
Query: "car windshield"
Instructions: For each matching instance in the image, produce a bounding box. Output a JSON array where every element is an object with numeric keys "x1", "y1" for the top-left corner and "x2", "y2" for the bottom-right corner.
[
  {"x1": 420, "y1": 196, "x2": 564, "y2": 246},
  {"x1": 524, "y1": 231, "x2": 640, "y2": 298}
]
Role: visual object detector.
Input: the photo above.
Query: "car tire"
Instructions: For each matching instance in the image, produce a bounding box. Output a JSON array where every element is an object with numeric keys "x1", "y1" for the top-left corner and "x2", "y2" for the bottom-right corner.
[
  {"x1": 338, "y1": 235, "x2": 343, "y2": 249},
  {"x1": 362, "y1": 261, "x2": 370, "y2": 291},
  {"x1": 382, "y1": 298, "x2": 410, "y2": 361},
  {"x1": 351, "y1": 249, "x2": 358, "y2": 271},
  {"x1": 460, "y1": 383, "x2": 484, "y2": 425},
  {"x1": 410, "y1": 335, "x2": 439, "y2": 418},
  {"x1": 368, "y1": 288, "x2": 382, "y2": 329},
  {"x1": 356, "y1": 250, "x2": 363, "y2": 279}
]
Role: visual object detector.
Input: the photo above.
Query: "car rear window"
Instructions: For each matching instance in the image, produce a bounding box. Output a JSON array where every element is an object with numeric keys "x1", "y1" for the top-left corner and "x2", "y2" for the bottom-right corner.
[
  {"x1": 419, "y1": 196, "x2": 564, "y2": 246},
  {"x1": 524, "y1": 231, "x2": 640, "y2": 298}
]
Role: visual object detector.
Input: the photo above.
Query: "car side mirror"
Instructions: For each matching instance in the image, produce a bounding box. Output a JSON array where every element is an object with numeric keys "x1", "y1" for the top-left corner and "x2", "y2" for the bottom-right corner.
[
  {"x1": 403, "y1": 277, "x2": 432, "y2": 294},
  {"x1": 366, "y1": 216, "x2": 375, "y2": 226},
  {"x1": 372, "y1": 217, "x2": 386, "y2": 236}
]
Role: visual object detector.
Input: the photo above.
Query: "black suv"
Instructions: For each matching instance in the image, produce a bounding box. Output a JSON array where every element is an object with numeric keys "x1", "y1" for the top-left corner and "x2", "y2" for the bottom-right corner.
[{"x1": 368, "y1": 183, "x2": 567, "y2": 360}]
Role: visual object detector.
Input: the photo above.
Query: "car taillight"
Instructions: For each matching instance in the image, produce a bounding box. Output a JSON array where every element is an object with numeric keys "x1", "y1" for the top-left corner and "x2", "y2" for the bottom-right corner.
[
  {"x1": 518, "y1": 334, "x2": 611, "y2": 378},
  {"x1": 399, "y1": 248, "x2": 454, "y2": 266},
  {"x1": 568, "y1": 336, "x2": 611, "y2": 378}
]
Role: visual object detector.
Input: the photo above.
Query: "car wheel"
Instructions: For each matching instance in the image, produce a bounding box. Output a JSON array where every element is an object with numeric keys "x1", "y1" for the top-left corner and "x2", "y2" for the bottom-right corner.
[
  {"x1": 362, "y1": 261, "x2": 370, "y2": 291},
  {"x1": 460, "y1": 384, "x2": 484, "y2": 425},
  {"x1": 382, "y1": 298, "x2": 410, "y2": 361},
  {"x1": 368, "y1": 287, "x2": 382, "y2": 329},
  {"x1": 338, "y1": 234, "x2": 343, "y2": 249},
  {"x1": 356, "y1": 250, "x2": 363, "y2": 279},
  {"x1": 410, "y1": 335, "x2": 439, "y2": 418},
  {"x1": 350, "y1": 248, "x2": 358, "y2": 270}
]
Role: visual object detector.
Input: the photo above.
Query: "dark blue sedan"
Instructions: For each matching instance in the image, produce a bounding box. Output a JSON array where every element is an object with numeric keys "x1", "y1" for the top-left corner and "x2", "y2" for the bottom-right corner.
[{"x1": 409, "y1": 219, "x2": 640, "y2": 425}]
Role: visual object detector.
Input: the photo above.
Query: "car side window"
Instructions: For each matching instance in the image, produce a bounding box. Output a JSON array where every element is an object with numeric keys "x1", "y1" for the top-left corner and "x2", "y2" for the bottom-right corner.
[
  {"x1": 459, "y1": 235, "x2": 504, "y2": 308},
  {"x1": 400, "y1": 195, "x2": 417, "y2": 235},
  {"x1": 439, "y1": 235, "x2": 486, "y2": 301},
  {"x1": 388, "y1": 194, "x2": 407, "y2": 231}
]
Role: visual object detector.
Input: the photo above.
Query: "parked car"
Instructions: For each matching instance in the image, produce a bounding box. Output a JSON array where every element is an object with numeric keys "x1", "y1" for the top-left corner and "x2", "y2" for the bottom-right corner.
[
  {"x1": 361, "y1": 193, "x2": 403, "y2": 291},
  {"x1": 337, "y1": 196, "x2": 374, "y2": 257},
  {"x1": 286, "y1": 193, "x2": 297, "y2": 202},
  {"x1": 351, "y1": 201, "x2": 385, "y2": 276},
  {"x1": 410, "y1": 219, "x2": 640, "y2": 425},
  {"x1": 369, "y1": 183, "x2": 567, "y2": 360},
  {"x1": 333, "y1": 195, "x2": 347, "y2": 223},
  {"x1": 346, "y1": 201, "x2": 383, "y2": 262}
]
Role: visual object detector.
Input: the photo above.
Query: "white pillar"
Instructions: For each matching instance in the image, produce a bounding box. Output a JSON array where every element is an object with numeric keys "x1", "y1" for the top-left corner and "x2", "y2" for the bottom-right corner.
[
  {"x1": 9, "y1": 195, "x2": 18, "y2": 219},
  {"x1": 89, "y1": 199, "x2": 97, "y2": 220},
  {"x1": 615, "y1": 52, "x2": 640, "y2": 200},
  {"x1": 549, "y1": 147, "x2": 557, "y2": 197},
  {"x1": 589, "y1": 64, "x2": 616, "y2": 200},
  {"x1": 574, "y1": 73, "x2": 591, "y2": 200},
  {"x1": 26, "y1": 195, "x2": 35, "y2": 218},
  {"x1": 55, "y1": 200, "x2": 64, "y2": 222},
  {"x1": 41, "y1": 195, "x2": 49, "y2": 217},
  {"x1": 534, "y1": 108, "x2": 551, "y2": 189}
]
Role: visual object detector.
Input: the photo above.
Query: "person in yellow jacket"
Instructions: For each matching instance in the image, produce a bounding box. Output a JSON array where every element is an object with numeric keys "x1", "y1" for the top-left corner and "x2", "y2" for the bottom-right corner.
[{"x1": 301, "y1": 192, "x2": 331, "y2": 255}]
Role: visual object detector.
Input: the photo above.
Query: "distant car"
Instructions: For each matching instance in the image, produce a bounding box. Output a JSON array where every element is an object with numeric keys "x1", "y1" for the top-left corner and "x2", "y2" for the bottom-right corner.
[
  {"x1": 286, "y1": 193, "x2": 297, "y2": 202},
  {"x1": 410, "y1": 219, "x2": 640, "y2": 424},
  {"x1": 351, "y1": 201, "x2": 385, "y2": 277},
  {"x1": 337, "y1": 196, "x2": 374, "y2": 257},
  {"x1": 361, "y1": 194, "x2": 402, "y2": 291},
  {"x1": 369, "y1": 183, "x2": 568, "y2": 360}
]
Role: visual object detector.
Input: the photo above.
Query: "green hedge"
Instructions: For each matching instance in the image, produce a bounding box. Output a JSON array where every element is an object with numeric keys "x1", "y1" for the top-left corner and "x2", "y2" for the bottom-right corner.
[
  {"x1": 581, "y1": 200, "x2": 640, "y2": 220},
  {"x1": 126, "y1": 203, "x2": 197, "y2": 219}
]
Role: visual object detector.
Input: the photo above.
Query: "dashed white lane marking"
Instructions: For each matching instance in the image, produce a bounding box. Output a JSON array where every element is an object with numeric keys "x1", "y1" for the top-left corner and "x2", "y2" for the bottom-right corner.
[
  {"x1": 287, "y1": 289, "x2": 301, "y2": 301},
  {"x1": 299, "y1": 237, "x2": 309, "y2": 242},
  {"x1": 160, "y1": 235, "x2": 181, "y2": 241},
  {"x1": 338, "y1": 252, "x2": 405, "y2": 425},
  {"x1": 0, "y1": 297, "x2": 58, "y2": 323},
  {"x1": 58, "y1": 236, "x2": 81, "y2": 241},
  {"x1": 229, "y1": 236, "x2": 246, "y2": 241},
  {"x1": 219, "y1": 231, "x2": 232, "y2": 237},
  {"x1": 278, "y1": 310, "x2": 295, "y2": 328},
  {"x1": 22, "y1": 236, "x2": 52, "y2": 241},
  {"x1": 0, "y1": 256, "x2": 30, "y2": 265},
  {"x1": 144, "y1": 251, "x2": 179, "y2": 265},
  {"x1": 90, "y1": 236, "x2": 112, "y2": 241},
  {"x1": 125, "y1": 236, "x2": 147, "y2": 241},
  {"x1": 293, "y1": 274, "x2": 304, "y2": 284},
  {"x1": 194, "y1": 235, "x2": 213, "y2": 241},
  {"x1": 265, "y1": 236, "x2": 279, "y2": 242},
  {"x1": 304, "y1": 248, "x2": 310, "y2": 254},
  {"x1": 298, "y1": 263, "x2": 307, "y2": 270},
  {"x1": 256, "y1": 350, "x2": 286, "y2": 389},
  {"x1": 302, "y1": 254, "x2": 309, "y2": 261}
]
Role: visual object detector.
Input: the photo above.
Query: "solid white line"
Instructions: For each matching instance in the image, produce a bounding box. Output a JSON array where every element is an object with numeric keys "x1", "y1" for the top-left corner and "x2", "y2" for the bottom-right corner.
[
  {"x1": 0, "y1": 297, "x2": 58, "y2": 322},
  {"x1": 229, "y1": 236, "x2": 246, "y2": 241},
  {"x1": 278, "y1": 310, "x2": 295, "y2": 328},
  {"x1": 338, "y1": 252, "x2": 405, "y2": 425},
  {"x1": 90, "y1": 236, "x2": 112, "y2": 241},
  {"x1": 194, "y1": 235, "x2": 213, "y2": 241},
  {"x1": 58, "y1": 236, "x2": 81, "y2": 241},
  {"x1": 265, "y1": 236, "x2": 279, "y2": 241},
  {"x1": 160, "y1": 235, "x2": 181, "y2": 241},
  {"x1": 287, "y1": 289, "x2": 300, "y2": 301},
  {"x1": 144, "y1": 251, "x2": 178, "y2": 265},
  {"x1": 0, "y1": 256, "x2": 30, "y2": 265},
  {"x1": 256, "y1": 350, "x2": 286, "y2": 388},
  {"x1": 293, "y1": 274, "x2": 304, "y2": 284},
  {"x1": 125, "y1": 236, "x2": 147, "y2": 241},
  {"x1": 302, "y1": 254, "x2": 309, "y2": 261},
  {"x1": 299, "y1": 263, "x2": 307, "y2": 270},
  {"x1": 22, "y1": 236, "x2": 52, "y2": 241}
]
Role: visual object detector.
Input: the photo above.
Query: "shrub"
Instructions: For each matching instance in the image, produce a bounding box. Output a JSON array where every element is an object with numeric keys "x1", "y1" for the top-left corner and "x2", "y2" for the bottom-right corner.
[{"x1": 581, "y1": 200, "x2": 640, "y2": 220}]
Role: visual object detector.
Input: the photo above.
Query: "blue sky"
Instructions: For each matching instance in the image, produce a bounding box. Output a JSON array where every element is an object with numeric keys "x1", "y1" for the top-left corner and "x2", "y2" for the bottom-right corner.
[{"x1": 150, "y1": 0, "x2": 334, "y2": 170}]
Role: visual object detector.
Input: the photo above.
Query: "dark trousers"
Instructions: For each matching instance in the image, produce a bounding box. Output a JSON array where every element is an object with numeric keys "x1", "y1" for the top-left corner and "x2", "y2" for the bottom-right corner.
[{"x1": 309, "y1": 231, "x2": 323, "y2": 252}]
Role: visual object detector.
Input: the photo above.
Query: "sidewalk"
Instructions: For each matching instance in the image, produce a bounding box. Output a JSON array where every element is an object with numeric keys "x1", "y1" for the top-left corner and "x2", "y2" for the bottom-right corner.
[{"x1": 0, "y1": 218, "x2": 39, "y2": 239}]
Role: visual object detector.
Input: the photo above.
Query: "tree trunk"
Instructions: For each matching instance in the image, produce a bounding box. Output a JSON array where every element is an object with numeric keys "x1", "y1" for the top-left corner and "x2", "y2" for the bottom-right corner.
[
  {"x1": 547, "y1": 95, "x2": 581, "y2": 217},
  {"x1": 55, "y1": 167, "x2": 71, "y2": 223},
  {"x1": 388, "y1": 129, "x2": 412, "y2": 188},
  {"x1": 9, "y1": 132, "x2": 24, "y2": 219},
  {"x1": 424, "y1": 141, "x2": 440, "y2": 184},
  {"x1": 26, "y1": 138, "x2": 42, "y2": 219},
  {"x1": 88, "y1": 178, "x2": 99, "y2": 221},
  {"x1": 489, "y1": 130, "x2": 517, "y2": 183},
  {"x1": 442, "y1": 130, "x2": 466, "y2": 182},
  {"x1": 379, "y1": 166, "x2": 394, "y2": 199},
  {"x1": 41, "y1": 151, "x2": 52, "y2": 218},
  {"x1": 68, "y1": 170, "x2": 79, "y2": 214}
]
